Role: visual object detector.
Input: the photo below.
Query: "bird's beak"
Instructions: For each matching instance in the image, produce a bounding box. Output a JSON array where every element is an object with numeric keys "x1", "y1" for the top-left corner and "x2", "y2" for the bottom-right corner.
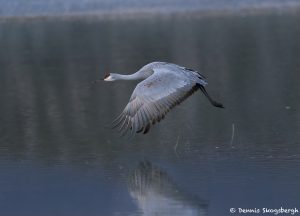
[
  {"x1": 91, "y1": 72, "x2": 110, "y2": 84},
  {"x1": 91, "y1": 79, "x2": 102, "y2": 84}
]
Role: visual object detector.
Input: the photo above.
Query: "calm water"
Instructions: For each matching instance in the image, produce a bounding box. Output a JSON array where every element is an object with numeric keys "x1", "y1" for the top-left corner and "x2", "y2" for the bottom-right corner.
[{"x1": 0, "y1": 12, "x2": 300, "y2": 216}]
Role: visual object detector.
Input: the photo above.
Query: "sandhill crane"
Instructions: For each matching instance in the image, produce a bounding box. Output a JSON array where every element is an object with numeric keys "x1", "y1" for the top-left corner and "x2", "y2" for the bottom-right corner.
[{"x1": 103, "y1": 62, "x2": 223, "y2": 135}]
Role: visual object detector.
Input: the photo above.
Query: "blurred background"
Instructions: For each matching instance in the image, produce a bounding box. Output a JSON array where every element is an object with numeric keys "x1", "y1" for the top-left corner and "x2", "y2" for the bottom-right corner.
[
  {"x1": 0, "y1": 1, "x2": 300, "y2": 216},
  {"x1": 1, "y1": 0, "x2": 300, "y2": 17}
]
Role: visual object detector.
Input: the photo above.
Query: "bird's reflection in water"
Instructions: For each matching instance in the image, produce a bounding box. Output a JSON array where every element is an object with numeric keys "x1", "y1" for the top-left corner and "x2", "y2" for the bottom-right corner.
[{"x1": 128, "y1": 161, "x2": 208, "y2": 216}]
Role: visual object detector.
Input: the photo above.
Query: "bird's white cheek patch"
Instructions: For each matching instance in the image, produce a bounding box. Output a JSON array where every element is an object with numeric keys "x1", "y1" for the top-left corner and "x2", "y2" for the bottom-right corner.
[{"x1": 104, "y1": 75, "x2": 113, "y2": 81}]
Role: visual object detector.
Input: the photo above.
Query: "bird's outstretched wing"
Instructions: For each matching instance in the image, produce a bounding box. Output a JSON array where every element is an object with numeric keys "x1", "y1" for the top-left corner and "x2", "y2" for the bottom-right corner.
[{"x1": 111, "y1": 67, "x2": 202, "y2": 136}]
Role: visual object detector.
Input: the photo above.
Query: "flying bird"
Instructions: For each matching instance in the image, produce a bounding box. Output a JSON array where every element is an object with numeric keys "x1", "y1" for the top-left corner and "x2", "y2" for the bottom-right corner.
[{"x1": 103, "y1": 62, "x2": 223, "y2": 136}]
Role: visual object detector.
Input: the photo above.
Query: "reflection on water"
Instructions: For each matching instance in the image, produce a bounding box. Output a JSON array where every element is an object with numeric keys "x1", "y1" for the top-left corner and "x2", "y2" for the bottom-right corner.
[
  {"x1": 0, "y1": 12, "x2": 300, "y2": 216},
  {"x1": 128, "y1": 161, "x2": 207, "y2": 216}
]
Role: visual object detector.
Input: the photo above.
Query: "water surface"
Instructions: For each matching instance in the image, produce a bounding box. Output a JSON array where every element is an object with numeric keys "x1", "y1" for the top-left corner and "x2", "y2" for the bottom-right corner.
[{"x1": 0, "y1": 12, "x2": 300, "y2": 215}]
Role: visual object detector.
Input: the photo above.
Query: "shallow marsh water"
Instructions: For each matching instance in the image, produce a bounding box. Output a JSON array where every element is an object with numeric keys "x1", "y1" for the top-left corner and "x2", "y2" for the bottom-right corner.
[{"x1": 0, "y1": 12, "x2": 300, "y2": 215}]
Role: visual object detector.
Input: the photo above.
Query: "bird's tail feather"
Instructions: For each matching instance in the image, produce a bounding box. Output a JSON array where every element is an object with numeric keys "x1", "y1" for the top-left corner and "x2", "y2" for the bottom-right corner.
[{"x1": 198, "y1": 85, "x2": 224, "y2": 108}]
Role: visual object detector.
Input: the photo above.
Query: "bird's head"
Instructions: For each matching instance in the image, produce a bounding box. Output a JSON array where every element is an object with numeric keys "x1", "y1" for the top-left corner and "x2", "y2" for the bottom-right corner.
[{"x1": 103, "y1": 73, "x2": 117, "y2": 81}]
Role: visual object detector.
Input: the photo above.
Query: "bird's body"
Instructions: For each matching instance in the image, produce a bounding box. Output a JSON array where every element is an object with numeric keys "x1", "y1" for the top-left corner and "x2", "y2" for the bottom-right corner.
[{"x1": 104, "y1": 62, "x2": 223, "y2": 135}]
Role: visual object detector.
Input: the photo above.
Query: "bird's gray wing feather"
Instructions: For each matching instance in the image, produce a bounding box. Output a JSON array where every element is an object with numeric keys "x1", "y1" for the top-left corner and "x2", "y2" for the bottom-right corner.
[{"x1": 112, "y1": 67, "x2": 201, "y2": 135}]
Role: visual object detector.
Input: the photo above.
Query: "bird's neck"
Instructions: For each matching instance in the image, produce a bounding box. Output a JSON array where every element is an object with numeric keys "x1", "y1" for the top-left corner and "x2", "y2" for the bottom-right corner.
[{"x1": 113, "y1": 70, "x2": 153, "y2": 81}]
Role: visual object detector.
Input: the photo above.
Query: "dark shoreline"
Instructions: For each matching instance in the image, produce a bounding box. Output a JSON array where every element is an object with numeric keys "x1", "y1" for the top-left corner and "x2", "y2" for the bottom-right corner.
[{"x1": 0, "y1": 4, "x2": 300, "y2": 23}]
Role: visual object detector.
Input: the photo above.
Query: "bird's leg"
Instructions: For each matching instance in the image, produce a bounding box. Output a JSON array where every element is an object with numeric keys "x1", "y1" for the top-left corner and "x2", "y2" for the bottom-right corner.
[{"x1": 198, "y1": 85, "x2": 224, "y2": 108}]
